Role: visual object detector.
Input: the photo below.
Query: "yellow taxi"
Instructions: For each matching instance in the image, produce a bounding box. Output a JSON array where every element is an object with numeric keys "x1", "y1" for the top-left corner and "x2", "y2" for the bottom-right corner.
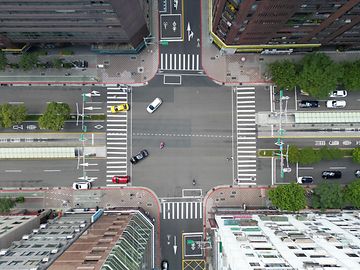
[{"x1": 110, "y1": 103, "x2": 129, "y2": 113}]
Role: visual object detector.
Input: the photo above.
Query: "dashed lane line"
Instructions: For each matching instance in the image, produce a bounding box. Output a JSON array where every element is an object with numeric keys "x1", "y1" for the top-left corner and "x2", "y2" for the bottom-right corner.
[{"x1": 133, "y1": 133, "x2": 232, "y2": 138}]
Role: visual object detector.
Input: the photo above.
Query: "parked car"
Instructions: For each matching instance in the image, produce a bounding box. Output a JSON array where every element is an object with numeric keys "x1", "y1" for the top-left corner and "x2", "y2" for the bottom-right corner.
[
  {"x1": 299, "y1": 100, "x2": 319, "y2": 108},
  {"x1": 326, "y1": 100, "x2": 346, "y2": 108},
  {"x1": 161, "y1": 260, "x2": 169, "y2": 270},
  {"x1": 355, "y1": 170, "x2": 360, "y2": 178},
  {"x1": 112, "y1": 175, "x2": 130, "y2": 184},
  {"x1": 147, "y1": 97, "x2": 162, "y2": 113},
  {"x1": 297, "y1": 176, "x2": 313, "y2": 184},
  {"x1": 72, "y1": 182, "x2": 92, "y2": 190},
  {"x1": 130, "y1": 149, "x2": 149, "y2": 164},
  {"x1": 322, "y1": 171, "x2": 342, "y2": 179},
  {"x1": 111, "y1": 103, "x2": 129, "y2": 113},
  {"x1": 329, "y1": 90, "x2": 347, "y2": 98}
]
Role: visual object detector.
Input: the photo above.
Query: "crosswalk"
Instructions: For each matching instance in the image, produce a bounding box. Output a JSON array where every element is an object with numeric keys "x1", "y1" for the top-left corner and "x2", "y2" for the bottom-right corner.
[
  {"x1": 161, "y1": 200, "x2": 203, "y2": 220},
  {"x1": 160, "y1": 53, "x2": 200, "y2": 71},
  {"x1": 106, "y1": 87, "x2": 130, "y2": 184},
  {"x1": 235, "y1": 86, "x2": 257, "y2": 184}
]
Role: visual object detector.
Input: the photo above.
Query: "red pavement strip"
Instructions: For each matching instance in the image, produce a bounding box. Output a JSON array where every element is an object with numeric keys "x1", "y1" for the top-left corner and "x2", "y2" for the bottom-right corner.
[{"x1": 202, "y1": 186, "x2": 270, "y2": 237}]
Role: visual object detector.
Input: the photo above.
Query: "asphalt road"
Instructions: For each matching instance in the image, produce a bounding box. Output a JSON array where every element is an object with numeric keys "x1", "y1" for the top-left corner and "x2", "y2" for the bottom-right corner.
[
  {"x1": 130, "y1": 75, "x2": 232, "y2": 197},
  {"x1": 279, "y1": 87, "x2": 360, "y2": 111},
  {"x1": 0, "y1": 85, "x2": 106, "y2": 114},
  {"x1": 0, "y1": 159, "x2": 106, "y2": 188},
  {"x1": 160, "y1": 218, "x2": 202, "y2": 270}
]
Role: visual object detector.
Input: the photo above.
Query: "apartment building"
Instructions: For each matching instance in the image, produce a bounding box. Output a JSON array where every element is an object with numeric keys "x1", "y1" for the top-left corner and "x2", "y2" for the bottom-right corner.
[
  {"x1": 211, "y1": 0, "x2": 360, "y2": 53},
  {"x1": 0, "y1": 0, "x2": 150, "y2": 53},
  {"x1": 213, "y1": 212, "x2": 360, "y2": 269}
]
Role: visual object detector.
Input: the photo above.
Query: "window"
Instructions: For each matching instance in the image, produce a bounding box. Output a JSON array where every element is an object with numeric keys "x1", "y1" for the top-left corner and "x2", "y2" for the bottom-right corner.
[
  {"x1": 347, "y1": 253, "x2": 359, "y2": 257},
  {"x1": 295, "y1": 253, "x2": 306, "y2": 257}
]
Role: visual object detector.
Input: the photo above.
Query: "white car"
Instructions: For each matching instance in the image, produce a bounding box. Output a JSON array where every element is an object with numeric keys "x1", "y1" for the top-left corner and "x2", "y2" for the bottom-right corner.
[
  {"x1": 326, "y1": 100, "x2": 346, "y2": 108},
  {"x1": 147, "y1": 97, "x2": 162, "y2": 113},
  {"x1": 329, "y1": 90, "x2": 347, "y2": 98},
  {"x1": 72, "y1": 182, "x2": 92, "y2": 190}
]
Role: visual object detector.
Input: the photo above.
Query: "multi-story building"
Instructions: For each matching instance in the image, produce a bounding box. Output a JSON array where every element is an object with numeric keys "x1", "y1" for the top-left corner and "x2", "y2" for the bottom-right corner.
[
  {"x1": 0, "y1": 0, "x2": 150, "y2": 53},
  {"x1": 212, "y1": 211, "x2": 360, "y2": 269},
  {"x1": 211, "y1": 0, "x2": 360, "y2": 53},
  {"x1": 0, "y1": 209, "x2": 154, "y2": 270}
]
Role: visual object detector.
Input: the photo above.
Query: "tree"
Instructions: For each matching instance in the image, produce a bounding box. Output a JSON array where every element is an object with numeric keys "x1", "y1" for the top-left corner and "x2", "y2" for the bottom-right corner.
[
  {"x1": 288, "y1": 145, "x2": 300, "y2": 164},
  {"x1": 267, "y1": 60, "x2": 298, "y2": 90},
  {"x1": 344, "y1": 180, "x2": 360, "y2": 208},
  {"x1": 298, "y1": 53, "x2": 342, "y2": 98},
  {"x1": 0, "y1": 51, "x2": 7, "y2": 71},
  {"x1": 342, "y1": 60, "x2": 360, "y2": 90},
  {"x1": 52, "y1": 58, "x2": 63, "y2": 69},
  {"x1": 353, "y1": 148, "x2": 360, "y2": 163},
  {"x1": 268, "y1": 182, "x2": 307, "y2": 212},
  {"x1": 319, "y1": 146, "x2": 344, "y2": 160},
  {"x1": 19, "y1": 52, "x2": 39, "y2": 71},
  {"x1": 311, "y1": 182, "x2": 343, "y2": 210},
  {"x1": 0, "y1": 103, "x2": 27, "y2": 128},
  {"x1": 0, "y1": 198, "x2": 15, "y2": 213},
  {"x1": 298, "y1": 147, "x2": 321, "y2": 165},
  {"x1": 38, "y1": 102, "x2": 70, "y2": 131}
]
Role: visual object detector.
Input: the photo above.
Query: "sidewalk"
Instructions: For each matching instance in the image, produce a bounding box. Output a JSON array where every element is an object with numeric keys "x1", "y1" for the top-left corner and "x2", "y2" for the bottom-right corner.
[{"x1": 200, "y1": 0, "x2": 360, "y2": 86}]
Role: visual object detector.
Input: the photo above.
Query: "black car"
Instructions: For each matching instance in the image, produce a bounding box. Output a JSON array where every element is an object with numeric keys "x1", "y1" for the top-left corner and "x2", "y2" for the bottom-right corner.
[
  {"x1": 355, "y1": 170, "x2": 360, "y2": 178},
  {"x1": 130, "y1": 149, "x2": 149, "y2": 164},
  {"x1": 322, "y1": 171, "x2": 342, "y2": 179},
  {"x1": 297, "y1": 176, "x2": 313, "y2": 184},
  {"x1": 299, "y1": 100, "x2": 319, "y2": 108}
]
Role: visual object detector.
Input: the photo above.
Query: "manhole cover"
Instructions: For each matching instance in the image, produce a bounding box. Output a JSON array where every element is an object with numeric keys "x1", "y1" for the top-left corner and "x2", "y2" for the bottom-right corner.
[{"x1": 138, "y1": 67, "x2": 144, "y2": 73}]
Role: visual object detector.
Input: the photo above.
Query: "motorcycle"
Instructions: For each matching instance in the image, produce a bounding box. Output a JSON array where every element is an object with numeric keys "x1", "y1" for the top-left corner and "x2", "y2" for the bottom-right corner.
[{"x1": 160, "y1": 141, "x2": 165, "y2": 149}]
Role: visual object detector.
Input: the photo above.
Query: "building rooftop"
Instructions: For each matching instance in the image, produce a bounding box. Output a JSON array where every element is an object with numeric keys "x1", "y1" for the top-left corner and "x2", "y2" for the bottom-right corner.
[{"x1": 214, "y1": 211, "x2": 360, "y2": 270}]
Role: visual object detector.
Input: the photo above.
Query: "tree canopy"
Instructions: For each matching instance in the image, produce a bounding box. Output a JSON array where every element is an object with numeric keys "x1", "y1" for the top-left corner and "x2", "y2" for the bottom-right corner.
[
  {"x1": 342, "y1": 60, "x2": 360, "y2": 90},
  {"x1": 38, "y1": 102, "x2": 70, "y2": 131},
  {"x1": 267, "y1": 60, "x2": 298, "y2": 90},
  {"x1": 0, "y1": 51, "x2": 7, "y2": 71},
  {"x1": 19, "y1": 52, "x2": 39, "y2": 71},
  {"x1": 311, "y1": 182, "x2": 343, "y2": 210},
  {"x1": 344, "y1": 180, "x2": 360, "y2": 208},
  {"x1": 352, "y1": 148, "x2": 360, "y2": 164},
  {"x1": 0, "y1": 103, "x2": 27, "y2": 128},
  {"x1": 298, "y1": 53, "x2": 342, "y2": 98},
  {"x1": 268, "y1": 182, "x2": 307, "y2": 212}
]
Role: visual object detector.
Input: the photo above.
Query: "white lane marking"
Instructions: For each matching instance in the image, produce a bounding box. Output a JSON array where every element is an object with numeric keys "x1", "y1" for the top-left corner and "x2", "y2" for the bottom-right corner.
[
  {"x1": 329, "y1": 167, "x2": 346, "y2": 169},
  {"x1": 5, "y1": 170, "x2": 21, "y2": 172},
  {"x1": 298, "y1": 167, "x2": 314, "y2": 169},
  {"x1": 43, "y1": 169, "x2": 61, "y2": 172}
]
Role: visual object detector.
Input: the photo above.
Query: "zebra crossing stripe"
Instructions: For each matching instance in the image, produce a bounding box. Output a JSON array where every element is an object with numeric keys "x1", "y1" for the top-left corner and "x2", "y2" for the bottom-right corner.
[
  {"x1": 177, "y1": 202, "x2": 180, "y2": 219},
  {"x1": 169, "y1": 53, "x2": 172, "y2": 70},
  {"x1": 181, "y1": 202, "x2": 184, "y2": 219},
  {"x1": 161, "y1": 54, "x2": 164, "y2": 70},
  {"x1": 183, "y1": 54, "x2": 186, "y2": 70},
  {"x1": 192, "y1": 55, "x2": 195, "y2": 70},
  {"x1": 196, "y1": 55, "x2": 199, "y2": 70}
]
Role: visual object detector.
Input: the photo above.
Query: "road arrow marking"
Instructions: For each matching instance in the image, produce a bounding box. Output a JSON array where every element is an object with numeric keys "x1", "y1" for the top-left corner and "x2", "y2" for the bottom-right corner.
[{"x1": 173, "y1": 235, "x2": 177, "y2": 255}]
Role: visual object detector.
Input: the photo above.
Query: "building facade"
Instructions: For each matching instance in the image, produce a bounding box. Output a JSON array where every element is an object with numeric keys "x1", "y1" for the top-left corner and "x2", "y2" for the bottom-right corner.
[
  {"x1": 211, "y1": 0, "x2": 360, "y2": 53},
  {"x1": 0, "y1": 0, "x2": 150, "y2": 52},
  {"x1": 212, "y1": 211, "x2": 360, "y2": 270}
]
